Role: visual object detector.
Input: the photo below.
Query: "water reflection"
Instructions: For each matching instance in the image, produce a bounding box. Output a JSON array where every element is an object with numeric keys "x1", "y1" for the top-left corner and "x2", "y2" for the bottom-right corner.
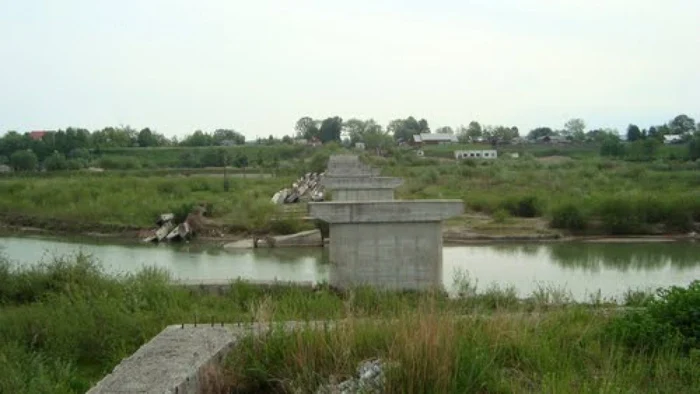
[
  {"x1": 547, "y1": 242, "x2": 700, "y2": 271},
  {"x1": 2, "y1": 235, "x2": 699, "y2": 301}
]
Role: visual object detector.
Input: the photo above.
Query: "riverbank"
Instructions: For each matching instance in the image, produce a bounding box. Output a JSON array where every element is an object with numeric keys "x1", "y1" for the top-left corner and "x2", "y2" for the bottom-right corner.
[
  {"x1": 1, "y1": 255, "x2": 698, "y2": 393},
  {"x1": 2, "y1": 213, "x2": 698, "y2": 247}
]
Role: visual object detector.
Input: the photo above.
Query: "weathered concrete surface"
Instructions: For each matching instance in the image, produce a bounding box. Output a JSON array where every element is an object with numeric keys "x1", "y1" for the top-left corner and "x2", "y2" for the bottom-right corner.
[
  {"x1": 310, "y1": 200, "x2": 464, "y2": 291},
  {"x1": 87, "y1": 325, "x2": 235, "y2": 394},
  {"x1": 88, "y1": 321, "x2": 330, "y2": 394},
  {"x1": 309, "y1": 200, "x2": 464, "y2": 223},
  {"x1": 322, "y1": 177, "x2": 403, "y2": 202},
  {"x1": 223, "y1": 229, "x2": 323, "y2": 249},
  {"x1": 326, "y1": 155, "x2": 380, "y2": 177}
]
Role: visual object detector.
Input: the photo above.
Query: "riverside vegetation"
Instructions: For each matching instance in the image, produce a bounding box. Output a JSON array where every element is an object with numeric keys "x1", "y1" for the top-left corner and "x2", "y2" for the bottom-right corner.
[
  {"x1": 1, "y1": 142, "x2": 699, "y2": 238},
  {"x1": 0, "y1": 254, "x2": 698, "y2": 393}
]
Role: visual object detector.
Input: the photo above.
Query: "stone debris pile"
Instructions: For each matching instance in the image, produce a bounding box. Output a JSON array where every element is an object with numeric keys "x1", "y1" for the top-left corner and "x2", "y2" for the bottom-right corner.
[
  {"x1": 315, "y1": 358, "x2": 398, "y2": 394},
  {"x1": 271, "y1": 172, "x2": 325, "y2": 205}
]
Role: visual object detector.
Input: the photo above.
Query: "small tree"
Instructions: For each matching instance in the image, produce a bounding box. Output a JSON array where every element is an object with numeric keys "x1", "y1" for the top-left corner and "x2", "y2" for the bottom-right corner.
[
  {"x1": 44, "y1": 151, "x2": 68, "y2": 171},
  {"x1": 10, "y1": 149, "x2": 38, "y2": 171}
]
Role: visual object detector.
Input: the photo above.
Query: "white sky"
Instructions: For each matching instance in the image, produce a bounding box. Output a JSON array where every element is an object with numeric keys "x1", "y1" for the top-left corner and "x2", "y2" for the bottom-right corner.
[{"x1": 1, "y1": 0, "x2": 699, "y2": 139}]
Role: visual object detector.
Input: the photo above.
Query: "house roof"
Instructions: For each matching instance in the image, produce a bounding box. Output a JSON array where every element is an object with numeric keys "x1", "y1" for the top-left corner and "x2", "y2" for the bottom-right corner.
[
  {"x1": 413, "y1": 133, "x2": 458, "y2": 143},
  {"x1": 29, "y1": 131, "x2": 49, "y2": 141},
  {"x1": 663, "y1": 134, "x2": 682, "y2": 142}
]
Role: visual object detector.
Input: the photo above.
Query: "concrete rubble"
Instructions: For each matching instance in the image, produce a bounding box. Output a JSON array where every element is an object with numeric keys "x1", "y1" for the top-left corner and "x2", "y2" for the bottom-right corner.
[
  {"x1": 315, "y1": 358, "x2": 399, "y2": 394},
  {"x1": 271, "y1": 172, "x2": 325, "y2": 205}
]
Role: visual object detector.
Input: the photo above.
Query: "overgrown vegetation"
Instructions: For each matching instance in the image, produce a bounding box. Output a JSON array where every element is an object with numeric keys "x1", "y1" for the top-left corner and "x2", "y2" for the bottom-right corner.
[
  {"x1": 0, "y1": 254, "x2": 697, "y2": 393},
  {"x1": 0, "y1": 174, "x2": 303, "y2": 233}
]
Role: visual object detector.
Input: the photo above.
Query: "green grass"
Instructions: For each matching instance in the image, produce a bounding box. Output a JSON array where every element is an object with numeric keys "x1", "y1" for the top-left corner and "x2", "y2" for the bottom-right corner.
[
  {"x1": 1, "y1": 254, "x2": 697, "y2": 393},
  {"x1": 375, "y1": 152, "x2": 700, "y2": 235},
  {"x1": 226, "y1": 308, "x2": 699, "y2": 393},
  {"x1": 0, "y1": 173, "x2": 299, "y2": 231}
]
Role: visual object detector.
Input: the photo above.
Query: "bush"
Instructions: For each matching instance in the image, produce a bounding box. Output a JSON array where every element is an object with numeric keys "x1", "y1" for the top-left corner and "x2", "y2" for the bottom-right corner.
[
  {"x1": 10, "y1": 149, "x2": 38, "y2": 171},
  {"x1": 44, "y1": 151, "x2": 68, "y2": 171},
  {"x1": 608, "y1": 280, "x2": 700, "y2": 353},
  {"x1": 598, "y1": 197, "x2": 641, "y2": 234},
  {"x1": 499, "y1": 195, "x2": 541, "y2": 218},
  {"x1": 550, "y1": 203, "x2": 587, "y2": 231}
]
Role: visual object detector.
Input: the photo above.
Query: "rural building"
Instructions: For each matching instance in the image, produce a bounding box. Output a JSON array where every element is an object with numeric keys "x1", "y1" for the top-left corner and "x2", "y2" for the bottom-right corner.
[
  {"x1": 537, "y1": 135, "x2": 569, "y2": 144},
  {"x1": 29, "y1": 130, "x2": 51, "y2": 141},
  {"x1": 454, "y1": 150, "x2": 498, "y2": 160},
  {"x1": 412, "y1": 133, "x2": 458, "y2": 146},
  {"x1": 663, "y1": 134, "x2": 683, "y2": 144},
  {"x1": 355, "y1": 142, "x2": 365, "y2": 150}
]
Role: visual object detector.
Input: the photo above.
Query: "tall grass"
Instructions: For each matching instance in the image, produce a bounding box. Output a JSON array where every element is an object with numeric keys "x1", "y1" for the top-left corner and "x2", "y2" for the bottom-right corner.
[
  {"x1": 0, "y1": 174, "x2": 300, "y2": 232},
  {"x1": 1, "y1": 254, "x2": 698, "y2": 393},
  {"x1": 226, "y1": 305, "x2": 699, "y2": 393}
]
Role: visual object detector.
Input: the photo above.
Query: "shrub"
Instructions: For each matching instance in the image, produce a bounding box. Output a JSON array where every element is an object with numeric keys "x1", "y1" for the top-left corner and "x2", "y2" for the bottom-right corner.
[
  {"x1": 550, "y1": 203, "x2": 587, "y2": 231},
  {"x1": 44, "y1": 151, "x2": 68, "y2": 171},
  {"x1": 608, "y1": 281, "x2": 700, "y2": 353},
  {"x1": 598, "y1": 197, "x2": 641, "y2": 234},
  {"x1": 10, "y1": 149, "x2": 38, "y2": 171},
  {"x1": 492, "y1": 209, "x2": 510, "y2": 223},
  {"x1": 499, "y1": 195, "x2": 541, "y2": 218}
]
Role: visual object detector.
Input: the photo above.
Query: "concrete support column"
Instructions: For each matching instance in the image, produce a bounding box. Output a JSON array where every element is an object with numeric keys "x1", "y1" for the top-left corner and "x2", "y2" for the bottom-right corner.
[
  {"x1": 310, "y1": 200, "x2": 464, "y2": 291},
  {"x1": 321, "y1": 177, "x2": 403, "y2": 201}
]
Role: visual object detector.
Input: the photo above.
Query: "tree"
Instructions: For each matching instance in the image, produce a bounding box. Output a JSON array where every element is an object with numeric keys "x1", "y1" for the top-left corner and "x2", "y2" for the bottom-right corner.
[
  {"x1": 137, "y1": 128, "x2": 158, "y2": 147},
  {"x1": 626, "y1": 124, "x2": 643, "y2": 142},
  {"x1": 343, "y1": 118, "x2": 389, "y2": 150},
  {"x1": 213, "y1": 129, "x2": 245, "y2": 145},
  {"x1": 564, "y1": 118, "x2": 586, "y2": 141},
  {"x1": 181, "y1": 130, "x2": 213, "y2": 147},
  {"x1": 319, "y1": 116, "x2": 343, "y2": 143},
  {"x1": 669, "y1": 114, "x2": 696, "y2": 135},
  {"x1": 465, "y1": 121, "x2": 483, "y2": 142},
  {"x1": 388, "y1": 116, "x2": 429, "y2": 142},
  {"x1": 527, "y1": 127, "x2": 556, "y2": 140},
  {"x1": 600, "y1": 135, "x2": 625, "y2": 157},
  {"x1": 10, "y1": 149, "x2": 38, "y2": 171},
  {"x1": 295, "y1": 117, "x2": 320, "y2": 140},
  {"x1": 689, "y1": 136, "x2": 700, "y2": 161},
  {"x1": 435, "y1": 126, "x2": 454, "y2": 134},
  {"x1": 44, "y1": 150, "x2": 68, "y2": 171}
]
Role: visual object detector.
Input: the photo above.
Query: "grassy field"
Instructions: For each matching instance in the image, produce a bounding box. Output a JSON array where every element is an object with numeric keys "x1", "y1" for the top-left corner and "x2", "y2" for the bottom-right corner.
[
  {"x1": 0, "y1": 173, "x2": 309, "y2": 234},
  {"x1": 373, "y1": 150, "x2": 700, "y2": 235},
  {"x1": 0, "y1": 254, "x2": 697, "y2": 393},
  {"x1": 0, "y1": 143, "x2": 698, "y2": 237}
]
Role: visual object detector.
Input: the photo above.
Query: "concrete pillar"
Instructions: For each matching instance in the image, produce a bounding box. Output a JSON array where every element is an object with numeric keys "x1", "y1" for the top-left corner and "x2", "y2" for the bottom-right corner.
[
  {"x1": 326, "y1": 154, "x2": 380, "y2": 177},
  {"x1": 309, "y1": 200, "x2": 464, "y2": 291},
  {"x1": 321, "y1": 176, "x2": 403, "y2": 201}
]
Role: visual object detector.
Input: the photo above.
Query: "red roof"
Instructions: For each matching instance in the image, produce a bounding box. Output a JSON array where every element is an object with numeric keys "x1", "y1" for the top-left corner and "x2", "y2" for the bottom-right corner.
[{"x1": 29, "y1": 131, "x2": 48, "y2": 141}]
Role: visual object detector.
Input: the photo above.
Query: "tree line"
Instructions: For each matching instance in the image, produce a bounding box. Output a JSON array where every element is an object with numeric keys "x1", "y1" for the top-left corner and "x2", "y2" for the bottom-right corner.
[{"x1": 0, "y1": 126, "x2": 247, "y2": 171}]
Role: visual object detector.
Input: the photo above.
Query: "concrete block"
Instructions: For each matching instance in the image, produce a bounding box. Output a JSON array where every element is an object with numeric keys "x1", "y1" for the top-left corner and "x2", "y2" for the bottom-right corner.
[{"x1": 309, "y1": 200, "x2": 464, "y2": 223}]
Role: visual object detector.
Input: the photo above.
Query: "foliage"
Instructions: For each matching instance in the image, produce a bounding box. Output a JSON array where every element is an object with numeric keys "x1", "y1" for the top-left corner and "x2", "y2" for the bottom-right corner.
[
  {"x1": 499, "y1": 195, "x2": 541, "y2": 218},
  {"x1": 318, "y1": 116, "x2": 343, "y2": 143},
  {"x1": 0, "y1": 254, "x2": 699, "y2": 392},
  {"x1": 527, "y1": 127, "x2": 556, "y2": 140},
  {"x1": 608, "y1": 280, "x2": 700, "y2": 353},
  {"x1": 44, "y1": 151, "x2": 69, "y2": 171},
  {"x1": 689, "y1": 136, "x2": 700, "y2": 161},
  {"x1": 600, "y1": 134, "x2": 625, "y2": 157},
  {"x1": 388, "y1": 116, "x2": 430, "y2": 142},
  {"x1": 550, "y1": 203, "x2": 587, "y2": 231},
  {"x1": 626, "y1": 124, "x2": 643, "y2": 141},
  {"x1": 10, "y1": 149, "x2": 38, "y2": 171}
]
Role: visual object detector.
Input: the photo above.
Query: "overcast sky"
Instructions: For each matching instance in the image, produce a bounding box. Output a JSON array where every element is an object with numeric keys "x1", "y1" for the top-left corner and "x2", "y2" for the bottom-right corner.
[{"x1": 1, "y1": 0, "x2": 699, "y2": 139}]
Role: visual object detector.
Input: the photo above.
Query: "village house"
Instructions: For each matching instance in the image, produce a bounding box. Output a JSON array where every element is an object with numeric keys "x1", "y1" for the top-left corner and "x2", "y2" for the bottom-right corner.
[
  {"x1": 663, "y1": 134, "x2": 683, "y2": 144},
  {"x1": 412, "y1": 133, "x2": 458, "y2": 146},
  {"x1": 454, "y1": 150, "x2": 498, "y2": 160}
]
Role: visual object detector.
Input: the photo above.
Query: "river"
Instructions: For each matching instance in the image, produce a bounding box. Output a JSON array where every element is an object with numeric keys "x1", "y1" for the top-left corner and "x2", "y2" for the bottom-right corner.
[{"x1": 2, "y1": 236, "x2": 699, "y2": 301}]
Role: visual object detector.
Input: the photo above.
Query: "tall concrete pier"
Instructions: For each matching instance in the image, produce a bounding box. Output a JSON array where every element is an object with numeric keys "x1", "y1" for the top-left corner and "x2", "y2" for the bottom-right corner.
[
  {"x1": 310, "y1": 200, "x2": 463, "y2": 291},
  {"x1": 322, "y1": 154, "x2": 403, "y2": 201}
]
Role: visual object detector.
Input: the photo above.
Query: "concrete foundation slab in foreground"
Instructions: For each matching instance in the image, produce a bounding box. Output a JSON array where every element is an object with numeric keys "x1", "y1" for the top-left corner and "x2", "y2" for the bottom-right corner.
[{"x1": 310, "y1": 200, "x2": 463, "y2": 291}]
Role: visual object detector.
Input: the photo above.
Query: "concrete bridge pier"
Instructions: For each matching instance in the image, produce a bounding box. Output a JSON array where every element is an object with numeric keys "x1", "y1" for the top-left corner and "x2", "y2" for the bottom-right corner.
[
  {"x1": 309, "y1": 200, "x2": 464, "y2": 291},
  {"x1": 321, "y1": 176, "x2": 403, "y2": 201}
]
